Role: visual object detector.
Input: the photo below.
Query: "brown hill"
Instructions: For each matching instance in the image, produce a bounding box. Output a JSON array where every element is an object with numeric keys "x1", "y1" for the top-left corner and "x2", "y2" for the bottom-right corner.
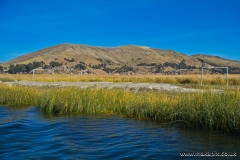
[
  {"x1": 4, "y1": 44, "x2": 240, "y2": 74},
  {"x1": 191, "y1": 54, "x2": 240, "y2": 67},
  {"x1": 6, "y1": 44, "x2": 198, "y2": 65}
]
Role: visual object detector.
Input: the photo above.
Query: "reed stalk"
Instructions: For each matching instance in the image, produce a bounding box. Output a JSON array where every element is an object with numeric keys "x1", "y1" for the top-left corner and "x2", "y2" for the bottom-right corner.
[{"x1": 0, "y1": 84, "x2": 239, "y2": 134}]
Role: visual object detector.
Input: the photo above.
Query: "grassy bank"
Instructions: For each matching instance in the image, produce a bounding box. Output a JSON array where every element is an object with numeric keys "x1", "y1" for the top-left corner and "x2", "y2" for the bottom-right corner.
[
  {"x1": 0, "y1": 84, "x2": 239, "y2": 134},
  {"x1": 0, "y1": 84, "x2": 40, "y2": 106},
  {"x1": 1, "y1": 74, "x2": 240, "y2": 86}
]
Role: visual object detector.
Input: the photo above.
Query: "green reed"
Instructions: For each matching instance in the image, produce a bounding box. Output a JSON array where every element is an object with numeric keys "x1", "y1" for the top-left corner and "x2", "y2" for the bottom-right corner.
[
  {"x1": 36, "y1": 87, "x2": 240, "y2": 134},
  {"x1": 0, "y1": 84, "x2": 39, "y2": 106},
  {"x1": 0, "y1": 84, "x2": 239, "y2": 134}
]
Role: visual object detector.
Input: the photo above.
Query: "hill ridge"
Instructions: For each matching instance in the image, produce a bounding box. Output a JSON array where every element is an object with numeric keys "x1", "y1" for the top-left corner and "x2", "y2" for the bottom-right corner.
[{"x1": 2, "y1": 43, "x2": 240, "y2": 74}]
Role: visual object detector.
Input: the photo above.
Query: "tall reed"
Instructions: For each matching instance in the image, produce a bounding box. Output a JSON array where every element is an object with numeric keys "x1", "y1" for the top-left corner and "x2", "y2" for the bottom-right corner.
[
  {"x1": 0, "y1": 84, "x2": 39, "y2": 106},
  {"x1": 38, "y1": 87, "x2": 240, "y2": 134},
  {"x1": 0, "y1": 84, "x2": 239, "y2": 134}
]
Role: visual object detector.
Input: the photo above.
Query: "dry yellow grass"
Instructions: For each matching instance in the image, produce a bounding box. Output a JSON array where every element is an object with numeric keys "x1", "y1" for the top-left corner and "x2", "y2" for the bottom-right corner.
[{"x1": 0, "y1": 73, "x2": 240, "y2": 85}]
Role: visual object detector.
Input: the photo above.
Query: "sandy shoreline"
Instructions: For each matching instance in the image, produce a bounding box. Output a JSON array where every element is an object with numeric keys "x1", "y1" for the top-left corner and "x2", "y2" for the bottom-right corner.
[{"x1": 2, "y1": 80, "x2": 202, "y2": 92}]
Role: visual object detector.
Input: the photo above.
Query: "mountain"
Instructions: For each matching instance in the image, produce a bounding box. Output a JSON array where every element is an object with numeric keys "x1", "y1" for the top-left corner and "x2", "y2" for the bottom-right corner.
[{"x1": 3, "y1": 44, "x2": 240, "y2": 74}]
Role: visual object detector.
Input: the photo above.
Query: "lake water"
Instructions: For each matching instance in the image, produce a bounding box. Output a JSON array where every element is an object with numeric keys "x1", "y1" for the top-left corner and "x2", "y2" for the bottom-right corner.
[{"x1": 0, "y1": 106, "x2": 239, "y2": 159}]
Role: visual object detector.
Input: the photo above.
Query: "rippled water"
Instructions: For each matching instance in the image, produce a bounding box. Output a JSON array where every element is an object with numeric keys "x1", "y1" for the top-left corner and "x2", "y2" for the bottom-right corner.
[{"x1": 0, "y1": 106, "x2": 239, "y2": 159}]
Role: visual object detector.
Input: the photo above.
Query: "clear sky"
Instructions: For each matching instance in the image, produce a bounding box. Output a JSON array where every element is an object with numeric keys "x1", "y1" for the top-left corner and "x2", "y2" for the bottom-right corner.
[{"x1": 0, "y1": 0, "x2": 240, "y2": 62}]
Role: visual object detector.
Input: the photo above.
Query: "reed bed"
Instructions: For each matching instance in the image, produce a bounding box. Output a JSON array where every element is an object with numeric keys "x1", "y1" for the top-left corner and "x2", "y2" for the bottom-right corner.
[
  {"x1": 1, "y1": 74, "x2": 240, "y2": 86},
  {"x1": 0, "y1": 84, "x2": 240, "y2": 134},
  {"x1": 0, "y1": 84, "x2": 40, "y2": 106}
]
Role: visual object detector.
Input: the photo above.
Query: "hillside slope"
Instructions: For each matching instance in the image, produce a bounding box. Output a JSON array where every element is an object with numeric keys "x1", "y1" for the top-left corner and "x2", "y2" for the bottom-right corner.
[
  {"x1": 191, "y1": 54, "x2": 240, "y2": 67},
  {"x1": 6, "y1": 44, "x2": 201, "y2": 66},
  {"x1": 3, "y1": 44, "x2": 240, "y2": 74}
]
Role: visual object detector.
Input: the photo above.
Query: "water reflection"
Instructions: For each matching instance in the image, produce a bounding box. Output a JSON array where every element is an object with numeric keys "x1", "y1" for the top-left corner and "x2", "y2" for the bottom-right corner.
[{"x1": 0, "y1": 106, "x2": 239, "y2": 159}]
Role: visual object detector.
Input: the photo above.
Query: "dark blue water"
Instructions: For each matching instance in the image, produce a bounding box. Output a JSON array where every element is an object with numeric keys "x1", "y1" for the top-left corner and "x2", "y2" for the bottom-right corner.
[{"x1": 0, "y1": 106, "x2": 239, "y2": 159}]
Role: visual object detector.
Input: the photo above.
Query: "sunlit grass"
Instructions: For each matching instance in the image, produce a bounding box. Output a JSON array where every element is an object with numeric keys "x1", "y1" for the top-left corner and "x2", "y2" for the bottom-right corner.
[
  {"x1": 1, "y1": 73, "x2": 240, "y2": 86},
  {"x1": 0, "y1": 83, "x2": 239, "y2": 134},
  {"x1": 0, "y1": 84, "x2": 39, "y2": 106}
]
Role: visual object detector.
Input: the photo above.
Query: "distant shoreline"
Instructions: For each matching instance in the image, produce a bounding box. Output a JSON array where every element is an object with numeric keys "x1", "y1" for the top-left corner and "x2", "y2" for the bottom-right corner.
[{"x1": 3, "y1": 80, "x2": 200, "y2": 92}]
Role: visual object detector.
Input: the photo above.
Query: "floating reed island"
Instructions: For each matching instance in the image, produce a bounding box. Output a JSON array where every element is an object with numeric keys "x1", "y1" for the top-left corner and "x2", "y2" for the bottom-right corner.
[{"x1": 0, "y1": 83, "x2": 239, "y2": 134}]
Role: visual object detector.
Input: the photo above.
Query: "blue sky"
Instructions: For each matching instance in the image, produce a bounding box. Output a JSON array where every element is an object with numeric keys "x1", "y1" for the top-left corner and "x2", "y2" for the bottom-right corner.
[{"x1": 0, "y1": 0, "x2": 240, "y2": 62}]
